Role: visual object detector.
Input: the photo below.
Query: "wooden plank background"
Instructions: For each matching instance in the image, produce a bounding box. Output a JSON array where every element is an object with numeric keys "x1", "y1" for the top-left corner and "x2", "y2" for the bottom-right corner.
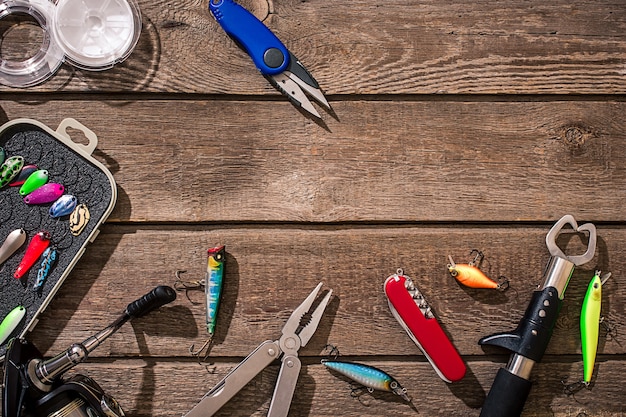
[{"x1": 1, "y1": 0, "x2": 625, "y2": 416}]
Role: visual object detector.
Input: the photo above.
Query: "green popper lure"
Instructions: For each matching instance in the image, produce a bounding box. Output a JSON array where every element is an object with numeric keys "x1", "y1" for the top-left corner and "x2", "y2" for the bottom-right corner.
[
  {"x1": 0, "y1": 305, "x2": 26, "y2": 345},
  {"x1": 188, "y1": 245, "x2": 225, "y2": 358},
  {"x1": 322, "y1": 360, "x2": 411, "y2": 402},
  {"x1": 580, "y1": 270, "x2": 611, "y2": 385}
]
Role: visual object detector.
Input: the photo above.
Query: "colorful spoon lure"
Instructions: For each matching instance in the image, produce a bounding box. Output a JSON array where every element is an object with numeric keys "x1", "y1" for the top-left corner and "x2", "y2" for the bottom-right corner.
[
  {"x1": 23, "y1": 183, "x2": 64, "y2": 205},
  {"x1": 49, "y1": 194, "x2": 77, "y2": 218},
  {"x1": 447, "y1": 251, "x2": 509, "y2": 290},
  {"x1": 9, "y1": 164, "x2": 38, "y2": 187},
  {"x1": 0, "y1": 305, "x2": 26, "y2": 345},
  {"x1": 580, "y1": 270, "x2": 611, "y2": 385},
  {"x1": 0, "y1": 156, "x2": 24, "y2": 188},
  {"x1": 19, "y1": 169, "x2": 48, "y2": 196},
  {"x1": 34, "y1": 247, "x2": 58, "y2": 292},
  {"x1": 14, "y1": 231, "x2": 51, "y2": 279},
  {"x1": 0, "y1": 229, "x2": 27, "y2": 265},
  {"x1": 69, "y1": 203, "x2": 90, "y2": 236},
  {"x1": 322, "y1": 360, "x2": 412, "y2": 402}
]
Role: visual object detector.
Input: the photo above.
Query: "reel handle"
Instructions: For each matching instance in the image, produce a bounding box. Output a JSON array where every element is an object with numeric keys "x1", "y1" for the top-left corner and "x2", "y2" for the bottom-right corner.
[
  {"x1": 126, "y1": 285, "x2": 177, "y2": 319},
  {"x1": 31, "y1": 285, "x2": 176, "y2": 391}
]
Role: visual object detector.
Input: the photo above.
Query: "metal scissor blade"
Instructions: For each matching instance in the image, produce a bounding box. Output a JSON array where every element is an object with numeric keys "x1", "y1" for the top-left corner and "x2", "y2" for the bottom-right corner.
[
  {"x1": 269, "y1": 73, "x2": 321, "y2": 118},
  {"x1": 184, "y1": 340, "x2": 280, "y2": 417},
  {"x1": 284, "y1": 52, "x2": 330, "y2": 110}
]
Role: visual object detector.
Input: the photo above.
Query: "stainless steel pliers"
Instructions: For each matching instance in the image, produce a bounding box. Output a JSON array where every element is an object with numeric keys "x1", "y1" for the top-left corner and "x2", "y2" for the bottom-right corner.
[
  {"x1": 209, "y1": 0, "x2": 332, "y2": 119},
  {"x1": 185, "y1": 282, "x2": 333, "y2": 417}
]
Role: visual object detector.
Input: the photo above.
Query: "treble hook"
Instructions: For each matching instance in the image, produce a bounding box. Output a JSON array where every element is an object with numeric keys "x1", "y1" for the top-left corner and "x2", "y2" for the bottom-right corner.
[
  {"x1": 189, "y1": 337, "x2": 213, "y2": 361},
  {"x1": 561, "y1": 378, "x2": 588, "y2": 396},
  {"x1": 173, "y1": 270, "x2": 204, "y2": 304},
  {"x1": 468, "y1": 249, "x2": 484, "y2": 267}
]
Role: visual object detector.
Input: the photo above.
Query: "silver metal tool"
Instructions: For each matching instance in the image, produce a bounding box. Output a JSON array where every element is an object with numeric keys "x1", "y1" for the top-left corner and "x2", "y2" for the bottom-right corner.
[{"x1": 185, "y1": 282, "x2": 332, "y2": 417}]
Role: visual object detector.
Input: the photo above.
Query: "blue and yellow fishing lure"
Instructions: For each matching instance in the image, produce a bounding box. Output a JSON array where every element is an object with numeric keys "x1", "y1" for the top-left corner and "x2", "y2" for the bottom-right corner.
[{"x1": 322, "y1": 360, "x2": 411, "y2": 402}]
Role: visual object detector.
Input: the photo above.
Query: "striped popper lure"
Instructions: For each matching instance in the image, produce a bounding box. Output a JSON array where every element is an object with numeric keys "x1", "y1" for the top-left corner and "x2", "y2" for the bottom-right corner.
[
  {"x1": 322, "y1": 360, "x2": 411, "y2": 402},
  {"x1": 0, "y1": 305, "x2": 26, "y2": 345},
  {"x1": 580, "y1": 270, "x2": 611, "y2": 385},
  {"x1": 205, "y1": 245, "x2": 226, "y2": 337},
  {"x1": 447, "y1": 250, "x2": 509, "y2": 290},
  {"x1": 188, "y1": 245, "x2": 226, "y2": 358}
]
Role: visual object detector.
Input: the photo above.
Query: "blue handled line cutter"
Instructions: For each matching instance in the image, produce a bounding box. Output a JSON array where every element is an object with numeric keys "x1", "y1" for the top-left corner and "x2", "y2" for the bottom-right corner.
[
  {"x1": 209, "y1": 0, "x2": 332, "y2": 118},
  {"x1": 185, "y1": 282, "x2": 333, "y2": 417}
]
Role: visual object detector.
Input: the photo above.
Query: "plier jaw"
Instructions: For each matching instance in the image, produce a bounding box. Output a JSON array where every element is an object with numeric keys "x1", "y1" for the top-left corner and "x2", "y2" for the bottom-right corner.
[
  {"x1": 209, "y1": 0, "x2": 331, "y2": 119},
  {"x1": 185, "y1": 283, "x2": 332, "y2": 417}
]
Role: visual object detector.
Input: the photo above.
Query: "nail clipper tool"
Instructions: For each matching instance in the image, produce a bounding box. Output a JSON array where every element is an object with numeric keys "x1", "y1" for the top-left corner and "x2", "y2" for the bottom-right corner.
[
  {"x1": 384, "y1": 270, "x2": 466, "y2": 383},
  {"x1": 185, "y1": 282, "x2": 332, "y2": 417},
  {"x1": 479, "y1": 215, "x2": 597, "y2": 417},
  {"x1": 208, "y1": 0, "x2": 332, "y2": 118}
]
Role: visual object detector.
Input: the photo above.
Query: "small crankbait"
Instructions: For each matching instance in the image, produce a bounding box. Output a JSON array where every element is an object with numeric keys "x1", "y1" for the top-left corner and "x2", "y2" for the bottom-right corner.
[
  {"x1": 23, "y1": 183, "x2": 64, "y2": 205},
  {"x1": 14, "y1": 230, "x2": 51, "y2": 279},
  {"x1": 69, "y1": 203, "x2": 90, "y2": 236},
  {"x1": 0, "y1": 228, "x2": 27, "y2": 265},
  {"x1": 447, "y1": 250, "x2": 509, "y2": 290},
  {"x1": 0, "y1": 305, "x2": 26, "y2": 345},
  {"x1": 9, "y1": 164, "x2": 38, "y2": 187},
  {"x1": 190, "y1": 245, "x2": 226, "y2": 358},
  {"x1": 322, "y1": 360, "x2": 412, "y2": 402},
  {"x1": 19, "y1": 169, "x2": 49, "y2": 196},
  {"x1": 49, "y1": 194, "x2": 77, "y2": 218},
  {"x1": 34, "y1": 247, "x2": 58, "y2": 292},
  {"x1": 580, "y1": 270, "x2": 611, "y2": 385},
  {"x1": 0, "y1": 156, "x2": 24, "y2": 188}
]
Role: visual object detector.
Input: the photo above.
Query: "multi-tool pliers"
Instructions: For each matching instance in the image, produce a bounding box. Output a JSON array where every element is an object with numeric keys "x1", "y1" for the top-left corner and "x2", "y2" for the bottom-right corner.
[
  {"x1": 209, "y1": 0, "x2": 331, "y2": 119},
  {"x1": 185, "y1": 282, "x2": 333, "y2": 417}
]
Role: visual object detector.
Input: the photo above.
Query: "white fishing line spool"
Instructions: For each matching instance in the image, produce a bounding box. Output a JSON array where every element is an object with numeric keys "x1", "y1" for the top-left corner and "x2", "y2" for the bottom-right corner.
[
  {"x1": 0, "y1": 0, "x2": 141, "y2": 87},
  {"x1": 0, "y1": 0, "x2": 64, "y2": 87}
]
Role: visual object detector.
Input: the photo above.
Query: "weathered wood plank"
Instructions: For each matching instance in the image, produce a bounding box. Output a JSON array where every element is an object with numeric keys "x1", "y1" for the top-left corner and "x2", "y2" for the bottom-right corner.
[
  {"x1": 1, "y1": 100, "x2": 625, "y2": 222},
  {"x1": 27, "y1": 226, "x2": 625, "y2": 359},
  {"x1": 13, "y1": 359, "x2": 623, "y2": 417},
  {"x1": 1, "y1": 0, "x2": 625, "y2": 94}
]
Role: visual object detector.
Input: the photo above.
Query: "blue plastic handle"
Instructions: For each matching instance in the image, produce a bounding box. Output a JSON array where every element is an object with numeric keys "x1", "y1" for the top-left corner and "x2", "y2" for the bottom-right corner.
[{"x1": 209, "y1": 0, "x2": 290, "y2": 75}]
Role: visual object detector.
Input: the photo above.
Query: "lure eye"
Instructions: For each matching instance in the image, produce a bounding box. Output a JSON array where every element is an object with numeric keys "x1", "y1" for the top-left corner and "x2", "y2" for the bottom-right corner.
[{"x1": 593, "y1": 282, "x2": 600, "y2": 289}]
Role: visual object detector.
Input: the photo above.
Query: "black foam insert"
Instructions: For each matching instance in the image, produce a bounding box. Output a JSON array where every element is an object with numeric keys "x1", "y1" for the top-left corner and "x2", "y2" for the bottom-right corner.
[{"x1": 0, "y1": 122, "x2": 115, "y2": 357}]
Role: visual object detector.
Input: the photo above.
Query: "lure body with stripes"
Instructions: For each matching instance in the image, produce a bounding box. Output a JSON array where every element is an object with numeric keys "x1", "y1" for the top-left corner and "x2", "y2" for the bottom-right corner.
[
  {"x1": 0, "y1": 305, "x2": 26, "y2": 345},
  {"x1": 580, "y1": 271, "x2": 608, "y2": 384},
  {"x1": 322, "y1": 360, "x2": 411, "y2": 402},
  {"x1": 34, "y1": 247, "x2": 57, "y2": 291},
  {"x1": 205, "y1": 245, "x2": 226, "y2": 336}
]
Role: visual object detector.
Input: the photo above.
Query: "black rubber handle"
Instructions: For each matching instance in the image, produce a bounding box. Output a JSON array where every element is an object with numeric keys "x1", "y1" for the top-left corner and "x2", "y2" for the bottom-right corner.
[
  {"x1": 125, "y1": 285, "x2": 176, "y2": 319},
  {"x1": 480, "y1": 368, "x2": 532, "y2": 417}
]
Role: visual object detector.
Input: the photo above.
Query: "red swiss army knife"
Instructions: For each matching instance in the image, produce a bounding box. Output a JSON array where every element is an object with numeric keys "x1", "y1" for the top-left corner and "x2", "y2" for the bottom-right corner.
[{"x1": 384, "y1": 269, "x2": 466, "y2": 383}]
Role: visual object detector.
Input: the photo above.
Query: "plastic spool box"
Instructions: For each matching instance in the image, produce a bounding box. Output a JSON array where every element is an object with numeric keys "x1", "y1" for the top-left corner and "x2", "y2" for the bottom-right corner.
[{"x1": 0, "y1": 0, "x2": 141, "y2": 87}]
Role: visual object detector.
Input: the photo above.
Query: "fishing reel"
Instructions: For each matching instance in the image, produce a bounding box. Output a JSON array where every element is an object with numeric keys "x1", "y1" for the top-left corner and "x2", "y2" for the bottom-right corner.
[{"x1": 2, "y1": 285, "x2": 176, "y2": 417}]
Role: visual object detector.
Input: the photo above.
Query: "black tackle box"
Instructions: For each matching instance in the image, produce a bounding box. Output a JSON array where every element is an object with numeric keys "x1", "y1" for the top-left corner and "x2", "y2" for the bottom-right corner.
[{"x1": 0, "y1": 118, "x2": 117, "y2": 358}]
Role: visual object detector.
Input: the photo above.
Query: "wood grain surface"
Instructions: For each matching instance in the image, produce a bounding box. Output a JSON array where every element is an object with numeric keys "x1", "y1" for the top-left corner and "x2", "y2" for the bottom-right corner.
[{"x1": 1, "y1": 0, "x2": 625, "y2": 416}]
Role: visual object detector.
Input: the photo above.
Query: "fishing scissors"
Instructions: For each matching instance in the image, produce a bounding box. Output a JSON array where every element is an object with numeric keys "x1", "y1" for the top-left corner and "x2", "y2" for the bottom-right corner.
[
  {"x1": 185, "y1": 282, "x2": 332, "y2": 417},
  {"x1": 209, "y1": 0, "x2": 331, "y2": 119}
]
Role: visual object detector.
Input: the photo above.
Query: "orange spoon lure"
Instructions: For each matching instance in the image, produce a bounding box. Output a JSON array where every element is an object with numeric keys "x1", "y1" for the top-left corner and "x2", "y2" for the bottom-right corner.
[{"x1": 447, "y1": 250, "x2": 509, "y2": 290}]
